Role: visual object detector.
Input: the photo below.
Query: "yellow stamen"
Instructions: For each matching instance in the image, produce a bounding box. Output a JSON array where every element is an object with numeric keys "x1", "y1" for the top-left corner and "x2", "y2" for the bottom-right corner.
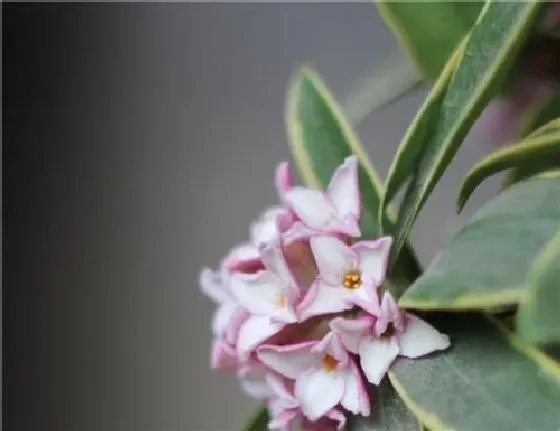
[
  {"x1": 342, "y1": 269, "x2": 362, "y2": 290},
  {"x1": 276, "y1": 294, "x2": 286, "y2": 308},
  {"x1": 321, "y1": 354, "x2": 338, "y2": 372}
]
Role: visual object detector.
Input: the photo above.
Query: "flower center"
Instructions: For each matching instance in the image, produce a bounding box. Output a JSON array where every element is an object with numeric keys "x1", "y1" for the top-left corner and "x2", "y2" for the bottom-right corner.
[
  {"x1": 321, "y1": 354, "x2": 338, "y2": 372},
  {"x1": 342, "y1": 269, "x2": 361, "y2": 290},
  {"x1": 276, "y1": 294, "x2": 286, "y2": 308},
  {"x1": 380, "y1": 322, "x2": 397, "y2": 339}
]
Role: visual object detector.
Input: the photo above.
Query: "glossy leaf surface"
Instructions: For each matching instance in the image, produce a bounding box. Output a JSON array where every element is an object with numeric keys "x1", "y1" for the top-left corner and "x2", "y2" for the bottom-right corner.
[
  {"x1": 401, "y1": 173, "x2": 560, "y2": 310},
  {"x1": 389, "y1": 314, "x2": 560, "y2": 430},
  {"x1": 383, "y1": 1, "x2": 542, "y2": 266}
]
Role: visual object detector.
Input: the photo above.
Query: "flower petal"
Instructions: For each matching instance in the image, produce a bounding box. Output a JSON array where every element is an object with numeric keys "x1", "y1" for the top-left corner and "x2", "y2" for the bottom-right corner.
[
  {"x1": 230, "y1": 272, "x2": 296, "y2": 322},
  {"x1": 310, "y1": 236, "x2": 356, "y2": 285},
  {"x1": 339, "y1": 213, "x2": 361, "y2": 238},
  {"x1": 268, "y1": 409, "x2": 298, "y2": 431},
  {"x1": 237, "y1": 315, "x2": 285, "y2": 359},
  {"x1": 375, "y1": 291, "x2": 403, "y2": 335},
  {"x1": 266, "y1": 374, "x2": 298, "y2": 406},
  {"x1": 260, "y1": 240, "x2": 299, "y2": 301},
  {"x1": 284, "y1": 187, "x2": 339, "y2": 231},
  {"x1": 329, "y1": 316, "x2": 372, "y2": 354},
  {"x1": 295, "y1": 368, "x2": 345, "y2": 421},
  {"x1": 210, "y1": 340, "x2": 237, "y2": 371},
  {"x1": 298, "y1": 279, "x2": 353, "y2": 320},
  {"x1": 359, "y1": 336, "x2": 399, "y2": 385},
  {"x1": 212, "y1": 302, "x2": 238, "y2": 338},
  {"x1": 251, "y1": 206, "x2": 295, "y2": 248},
  {"x1": 222, "y1": 243, "x2": 262, "y2": 273},
  {"x1": 199, "y1": 267, "x2": 228, "y2": 304},
  {"x1": 301, "y1": 409, "x2": 346, "y2": 431},
  {"x1": 326, "y1": 155, "x2": 360, "y2": 220},
  {"x1": 282, "y1": 221, "x2": 318, "y2": 244},
  {"x1": 325, "y1": 408, "x2": 347, "y2": 430},
  {"x1": 340, "y1": 360, "x2": 370, "y2": 416},
  {"x1": 354, "y1": 237, "x2": 392, "y2": 284},
  {"x1": 225, "y1": 307, "x2": 249, "y2": 345},
  {"x1": 301, "y1": 409, "x2": 347, "y2": 431},
  {"x1": 398, "y1": 314, "x2": 451, "y2": 358},
  {"x1": 275, "y1": 161, "x2": 294, "y2": 198},
  {"x1": 257, "y1": 342, "x2": 318, "y2": 379},
  {"x1": 312, "y1": 331, "x2": 349, "y2": 364},
  {"x1": 325, "y1": 408, "x2": 346, "y2": 430},
  {"x1": 266, "y1": 376, "x2": 299, "y2": 422},
  {"x1": 250, "y1": 213, "x2": 281, "y2": 248},
  {"x1": 238, "y1": 365, "x2": 273, "y2": 400},
  {"x1": 344, "y1": 282, "x2": 381, "y2": 317}
]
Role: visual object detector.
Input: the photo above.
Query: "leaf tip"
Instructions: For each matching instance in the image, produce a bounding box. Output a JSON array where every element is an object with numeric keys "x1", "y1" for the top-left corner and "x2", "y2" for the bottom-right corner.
[
  {"x1": 286, "y1": 65, "x2": 320, "y2": 120},
  {"x1": 455, "y1": 190, "x2": 468, "y2": 214},
  {"x1": 284, "y1": 64, "x2": 323, "y2": 189},
  {"x1": 292, "y1": 64, "x2": 320, "y2": 90},
  {"x1": 297, "y1": 64, "x2": 316, "y2": 79}
]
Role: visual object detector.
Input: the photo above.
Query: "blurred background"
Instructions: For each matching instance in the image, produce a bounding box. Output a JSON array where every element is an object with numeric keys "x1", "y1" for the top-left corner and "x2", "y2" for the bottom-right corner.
[{"x1": 4, "y1": 4, "x2": 501, "y2": 431}]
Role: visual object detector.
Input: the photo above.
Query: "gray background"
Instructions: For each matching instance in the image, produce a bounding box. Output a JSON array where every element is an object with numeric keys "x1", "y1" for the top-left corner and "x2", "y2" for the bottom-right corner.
[{"x1": 4, "y1": 4, "x2": 499, "y2": 431}]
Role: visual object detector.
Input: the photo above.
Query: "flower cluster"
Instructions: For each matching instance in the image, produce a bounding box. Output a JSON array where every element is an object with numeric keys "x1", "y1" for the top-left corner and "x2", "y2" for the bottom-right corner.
[{"x1": 199, "y1": 156, "x2": 450, "y2": 430}]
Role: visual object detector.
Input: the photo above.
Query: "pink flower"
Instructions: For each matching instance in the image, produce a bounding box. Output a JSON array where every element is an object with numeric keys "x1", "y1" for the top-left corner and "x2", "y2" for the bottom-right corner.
[
  {"x1": 200, "y1": 156, "x2": 452, "y2": 427},
  {"x1": 251, "y1": 206, "x2": 295, "y2": 247},
  {"x1": 199, "y1": 268, "x2": 248, "y2": 369},
  {"x1": 210, "y1": 339, "x2": 239, "y2": 371},
  {"x1": 222, "y1": 242, "x2": 263, "y2": 274},
  {"x1": 284, "y1": 156, "x2": 361, "y2": 238},
  {"x1": 266, "y1": 374, "x2": 346, "y2": 431},
  {"x1": 250, "y1": 162, "x2": 297, "y2": 248},
  {"x1": 224, "y1": 162, "x2": 296, "y2": 272},
  {"x1": 331, "y1": 292, "x2": 450, "y2": 385},
  {"x1": 275, "y1": 161, "x2": 296, "y2": 204},
  {"x1": 238, "y1": 363, "x2": 277, "y2": 400},
  {"x1": 300, "y1": 411, "x2": 347, "y2": 431},
  {"x1": 258, "y1": 332, "x2": 370, "y2": 421},
  {"x1": 297, "y1": 235, "x2": 392, "y2": 320},
  {"x1": 231, "y1": 239, "x2": 301, "y2": 359},
  {"x1": 266, "y1": 374, "x2": 299, "y2": 421}
]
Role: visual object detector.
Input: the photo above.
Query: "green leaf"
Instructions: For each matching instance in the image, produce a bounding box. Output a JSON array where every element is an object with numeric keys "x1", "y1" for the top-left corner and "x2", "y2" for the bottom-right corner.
[
  {"x1": 523, "y1": 117, "x2": 560, "y2": 140},
  {"x1": 379, "y1": 40, "x2": 464, "y2": 237},
  {"x1": 382, "y1": 1, "x2": 543, "y2": 268},
  {"x1": 350, "y1": 380, "x2": 420, "y2": 431},
  {"x1": 506, "y1": 93, "x2": 560, "y2": 185},
  {"x1": 376, "y1": 1, "x2": 484, "y2": 79},
  {"x1": 286, "y1": 67, "x2": 421, "y2": 281},
  {"x1": 399, "y1": 173, "x2": 560, "y2": 310},
  {"x1": 389, "y1": 313, "x2": 560, "y2": 430},
  {"x1": 517, "y1": 226, "x2": 560, "y2": 344},
  {"x1": 457, "y1": 128, "x2": 560, "y2": 212},
  {"x1": 240, "y1": 407, "x2": 269, "y2": 431}
]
